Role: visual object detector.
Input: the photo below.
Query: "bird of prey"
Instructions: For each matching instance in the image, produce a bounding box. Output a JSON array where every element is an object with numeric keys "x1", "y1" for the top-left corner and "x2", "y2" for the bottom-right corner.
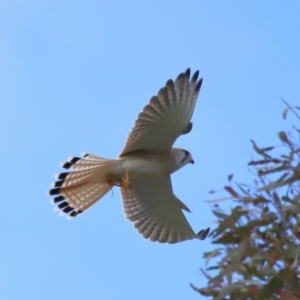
[{"x1": 48, "y1": 68, "x2": 210, "y2": 243}]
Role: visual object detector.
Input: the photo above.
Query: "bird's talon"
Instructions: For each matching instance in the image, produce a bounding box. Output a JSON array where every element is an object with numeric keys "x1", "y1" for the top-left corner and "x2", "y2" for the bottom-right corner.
[{"x1": 121, "y1": 173, "x2": 130, "y2": 189}]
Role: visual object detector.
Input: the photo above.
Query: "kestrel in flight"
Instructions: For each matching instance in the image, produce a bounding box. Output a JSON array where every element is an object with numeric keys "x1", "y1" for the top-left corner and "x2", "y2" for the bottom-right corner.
[{"x1": 48, "y1": 68, "x2": 210, "y2": 243}]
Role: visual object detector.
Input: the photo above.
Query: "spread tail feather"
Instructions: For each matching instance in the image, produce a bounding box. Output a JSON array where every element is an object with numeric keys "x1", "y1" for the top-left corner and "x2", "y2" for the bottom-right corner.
[{"x1": 48, "y1": 152, "x2": 118, "y2": 219}]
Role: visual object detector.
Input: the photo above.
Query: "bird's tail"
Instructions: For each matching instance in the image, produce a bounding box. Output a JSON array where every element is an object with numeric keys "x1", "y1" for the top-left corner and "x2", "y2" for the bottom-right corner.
[{"x1": 48, "y1": 152, "x2": 119, "y2": 219}]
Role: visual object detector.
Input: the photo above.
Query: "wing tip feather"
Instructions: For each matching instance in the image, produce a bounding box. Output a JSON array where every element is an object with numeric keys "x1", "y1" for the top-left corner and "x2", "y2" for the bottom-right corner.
[
  {"x1": 185, "y1": 68, "x2": 191, "y2": 79},
  {"x1": 81, "y1": 152, "x2": 89, "y2": 158},
  {"x1": 195, "y1": 78, "x2": 203, "y2": 94},
  {"x1": 197, "y1": 227, "x2": 210, "y2": 240}
]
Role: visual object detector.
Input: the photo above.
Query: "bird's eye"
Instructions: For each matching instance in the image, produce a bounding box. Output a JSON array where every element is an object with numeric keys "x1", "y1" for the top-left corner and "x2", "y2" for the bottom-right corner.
[
  {"x1": 181, "y1": 150, "x2": 190, "y2": 164},
  {"x1": 183, "y1": 150, "x2": 189, "y2": 158}
]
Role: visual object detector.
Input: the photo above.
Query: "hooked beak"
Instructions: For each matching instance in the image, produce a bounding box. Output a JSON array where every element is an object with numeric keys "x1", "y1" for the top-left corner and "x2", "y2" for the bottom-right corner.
[{"x1": 190, "y1": 159, "x2": 195, "y2": 164}]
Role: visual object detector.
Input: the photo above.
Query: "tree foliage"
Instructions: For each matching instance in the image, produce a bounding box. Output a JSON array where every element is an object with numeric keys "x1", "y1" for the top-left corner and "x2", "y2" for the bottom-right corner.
[{"x1": 192, "y1": 104, "x2": 300, "y2": 300}]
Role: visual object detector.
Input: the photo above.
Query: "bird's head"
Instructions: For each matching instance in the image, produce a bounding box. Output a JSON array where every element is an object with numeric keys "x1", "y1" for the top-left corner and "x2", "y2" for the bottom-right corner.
[{"x1": 172, "y1": 148, "x2": 194, "y2": 170}]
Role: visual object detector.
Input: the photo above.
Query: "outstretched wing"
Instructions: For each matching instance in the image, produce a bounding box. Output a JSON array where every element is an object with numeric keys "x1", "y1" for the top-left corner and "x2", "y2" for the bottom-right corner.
[
  {"x1": 119, "y1": 69, "x2": 202, "y2": 156},
  {"x1": 121, "y1": 174, "x2": 208, "y2": 243}
]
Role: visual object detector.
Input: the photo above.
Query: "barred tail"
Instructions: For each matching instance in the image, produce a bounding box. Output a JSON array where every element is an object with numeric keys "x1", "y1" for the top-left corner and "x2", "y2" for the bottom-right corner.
[{"x1": 48, "y1": 152, "x2": 118, "y2": 219}]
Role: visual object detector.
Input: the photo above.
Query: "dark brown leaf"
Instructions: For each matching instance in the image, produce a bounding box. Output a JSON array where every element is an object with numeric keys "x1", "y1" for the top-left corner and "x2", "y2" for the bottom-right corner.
[
  {"x1": 224, "y1": 186, "x2": 239, "y2": 198},
  {"x1": 279, "y1": 131, "x2": 291, "y2": 145},
  {"x1": 248, "y1": 159, "x2": 283, "y2": 165}
]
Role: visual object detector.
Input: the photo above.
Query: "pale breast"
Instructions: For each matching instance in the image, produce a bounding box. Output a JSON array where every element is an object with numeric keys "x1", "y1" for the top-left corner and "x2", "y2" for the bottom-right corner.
[
  {"x1": 113, "y1": 157, "x2": 166, "y2": 177},
  {"x1": 113, "y1": 150, "x2": 180, "y2": 178}
]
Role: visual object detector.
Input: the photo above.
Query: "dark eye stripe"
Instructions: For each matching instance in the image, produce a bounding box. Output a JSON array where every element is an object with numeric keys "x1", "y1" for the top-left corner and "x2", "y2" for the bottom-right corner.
[
  {"x1": 183, "y1": 150, "x2": 189, "y2": 157},
  {"x1": 181, "y1": 150, "x2": 190, "y2": 164}
]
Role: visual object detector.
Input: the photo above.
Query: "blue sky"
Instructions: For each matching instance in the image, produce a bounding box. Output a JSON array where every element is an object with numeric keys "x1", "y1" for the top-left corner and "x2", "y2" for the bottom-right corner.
[{"x1": 1, "y1": 1, "x2": 300, "y2": 299}]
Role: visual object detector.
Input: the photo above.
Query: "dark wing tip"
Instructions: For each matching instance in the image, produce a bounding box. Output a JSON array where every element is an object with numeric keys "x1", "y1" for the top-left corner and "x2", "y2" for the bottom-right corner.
[
  {"x1": 181, "y1": 122, "x2": 193, "y2": 135},
  {"x1": 185, "y1": 68, "x2": 191, "y2": 79},
  {"x1": 166, "y1": 79, "x2": 175, "y2": 88},
  {"x1": 197, "y1": 227, "x2": 210, "y2": 240},
  {"x1": 191, "y1": 70, "x2": 199, "y2": 83},
  {"x1": 195, "y1": 78, "x2": 203, "y2": 94},
  {"x1": 175, "y1": 72, "x2": 186, "y2": 83}
]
